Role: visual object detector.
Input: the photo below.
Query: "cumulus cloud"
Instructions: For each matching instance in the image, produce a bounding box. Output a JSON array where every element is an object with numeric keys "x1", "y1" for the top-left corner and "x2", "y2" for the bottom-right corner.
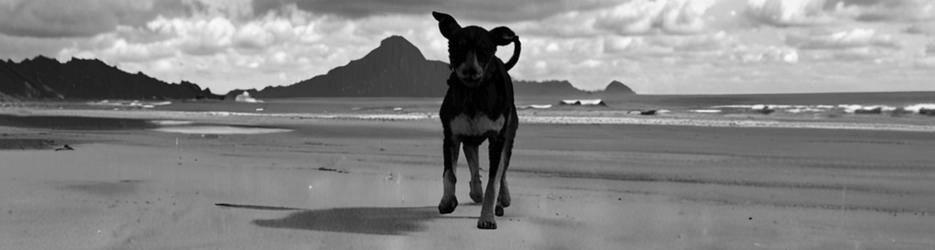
[
  {"x1": 0, "y1": 0, "x2": 191, "y2": 38},
  {"x1": 746, "y1": 0, "x2": 836, "y2": 26},
  {"x1": 256, "y1": 0, "x2": 616, "y2": 23},
  {"x1": 783, "y1": 28, "x2": 907, "y2": 62},
  {"x1": 603, "y1": 31, "x2": 738, "y2": 56},
  {"x1": 4, "y1": 0, "x2": 934, "y2": 94},
  {"x1": 917, "y1": 42, "x2": 935, "y2": 67},
  {"x1": 834, "y1": 0, "x2": 935, "y2": 21},
  {"x1": 747, "y1": 0, "x2": 935, "y2": 26},
  {"x1": 728, "y1": 45, "x2": 800, "y2": 64},
  {"x1": 147, "y1": 16, "x2": 236, "y2": 55},
  {"x1": 53, "y1": 4, "x2": 453, "y2": 91},
  {"x1": 593, "y1": 0, "x2": 716, "y2": 35},
  {"x1": 58, "y1": 32, "x2": 175, "y2": 62},
  {"x1": 511, "y1": 12, "x2": 599, "y2": 38},
  {"x1": 510, "y1": 0, "x2": 719, "y2": 39},
  {"x1": 904, "y1": 22, "x2": 935, "y2": 36},
  {"x1": 0, "y1": 33, "x2": 79, "y2": 60},
  {"x1": 786, "y1": 28, "x2": 899, "y2": 49}
]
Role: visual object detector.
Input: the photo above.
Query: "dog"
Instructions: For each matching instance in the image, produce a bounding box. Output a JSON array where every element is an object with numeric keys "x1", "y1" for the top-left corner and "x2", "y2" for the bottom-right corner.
[{"x1": 433, "y1": 11, "x2": 521, "y2": 230}]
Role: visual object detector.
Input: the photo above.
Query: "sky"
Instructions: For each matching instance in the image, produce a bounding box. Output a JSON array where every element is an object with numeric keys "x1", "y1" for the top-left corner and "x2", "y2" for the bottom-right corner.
[{"x1": 1, "y1": 0, "x2": 934, "y2": 94}]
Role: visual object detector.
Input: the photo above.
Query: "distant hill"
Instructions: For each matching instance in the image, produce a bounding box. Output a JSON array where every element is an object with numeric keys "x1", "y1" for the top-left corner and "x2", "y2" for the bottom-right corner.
[
  {"x1": 230, "y1": 36, "x2": 450, "y2": 98},
  {"x1": 603, "y1": 80, "x2": 635, "y2": 94},
  {"x1": 0, "y1": 56, "x2": 221, "y2": 100},
  {"x1": 229, "y1": 35, "x2": 636, "y2": 98},
  {"x1": 513, "y1": 79, "x2": 635, "y2": 96},
  {"x1": 513, "y1": 79, "x2": 584, "y2": 95}
]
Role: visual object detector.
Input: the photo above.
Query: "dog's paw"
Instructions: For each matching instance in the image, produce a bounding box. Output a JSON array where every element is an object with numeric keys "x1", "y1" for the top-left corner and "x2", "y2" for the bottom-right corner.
[
  {"x1": 495, "y1": 205, "x2": 504, "y2": 217},
  {"x1": 477, "y1": 216, "x2": 497, "y2": 230},
  {"x1": 438, "y1": 196, "x2": 458, "y2": 214},
  {"x1": 498, "y1": 190, "x2": 511, "y2": 207},
  {"x1": 469, "y1": 181, "x2": 483, "y2": 203}
]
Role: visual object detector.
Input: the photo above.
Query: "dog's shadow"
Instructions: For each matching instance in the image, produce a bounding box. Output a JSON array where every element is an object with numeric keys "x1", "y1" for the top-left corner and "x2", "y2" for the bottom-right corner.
[{"x1": 218, "y1": 203, "x2": 475, "y2": 235}]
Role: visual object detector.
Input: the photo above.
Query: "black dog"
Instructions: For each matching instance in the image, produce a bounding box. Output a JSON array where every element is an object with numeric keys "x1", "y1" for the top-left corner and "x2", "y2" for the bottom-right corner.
[{"x1": 433, "y1": 11, "x2": 521, "y2": 230}]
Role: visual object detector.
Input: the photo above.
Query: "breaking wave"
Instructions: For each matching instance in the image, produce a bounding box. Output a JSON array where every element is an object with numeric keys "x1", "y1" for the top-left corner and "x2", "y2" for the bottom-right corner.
[
  {"x1": 152, "y1": 125, "x2": 292, "y2": 134},
  {"x1": 711, "y1": 103, "x2": 935, "y2": 115},
  {"x1": 149, "y1": 120, "x2": 195, "y2": 126},
  {"x1": 87, "y1": 100, "x2": 172, "y2": 109}
]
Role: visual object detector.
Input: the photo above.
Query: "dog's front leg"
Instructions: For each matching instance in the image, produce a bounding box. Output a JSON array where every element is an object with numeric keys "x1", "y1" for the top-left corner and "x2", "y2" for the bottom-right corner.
[
  {"x1": 462, "y1": 143, "x2": 483, "y2": 203},
  {"x1": 439, "y1": 137, "x2": 460, "y2": 214},
  {"x1": 496, "y1": 139, "x2": 514, "y2": 216},
  {"x1": 477, "y1": 138, "x2": 508, "y2": 229}
]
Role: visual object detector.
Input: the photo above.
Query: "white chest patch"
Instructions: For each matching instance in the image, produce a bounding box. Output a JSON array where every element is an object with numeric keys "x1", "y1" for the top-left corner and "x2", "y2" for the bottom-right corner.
[{"x1": 449, "y1": 113, "x2": 505, "y2": 136}]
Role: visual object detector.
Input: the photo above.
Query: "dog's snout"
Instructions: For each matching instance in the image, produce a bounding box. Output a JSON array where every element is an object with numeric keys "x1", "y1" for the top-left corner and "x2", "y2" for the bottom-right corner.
[
  {"x1": 464, "y1": 68, "x2": 481, "y2": 80},
  {"x1": 455, "y1": 50, "x2": 484, "y2": 83}
]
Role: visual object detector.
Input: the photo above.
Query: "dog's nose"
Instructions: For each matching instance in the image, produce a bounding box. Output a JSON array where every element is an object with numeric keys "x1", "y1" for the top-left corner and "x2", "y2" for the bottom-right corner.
[
  {"x1": 463, "y1": 68, "x2": 482, "y2": 80},
  {"x1": 464, "y1": 68, "x2": 477, "y2": 76}
]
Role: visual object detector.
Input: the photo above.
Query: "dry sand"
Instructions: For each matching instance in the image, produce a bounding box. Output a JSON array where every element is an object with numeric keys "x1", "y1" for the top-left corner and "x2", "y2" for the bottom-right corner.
[{"x1": 1, "y1": 109, "x2": 934, "y2": 250}]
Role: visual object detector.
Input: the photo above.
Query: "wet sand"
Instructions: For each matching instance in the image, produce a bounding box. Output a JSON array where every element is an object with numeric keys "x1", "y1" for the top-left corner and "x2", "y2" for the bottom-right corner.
[{"x1": 1, "y1": 109, "x2": 934, "y2": 249}]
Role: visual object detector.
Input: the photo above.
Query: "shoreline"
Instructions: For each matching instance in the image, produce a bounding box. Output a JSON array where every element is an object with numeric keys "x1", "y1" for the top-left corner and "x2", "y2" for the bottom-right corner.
[{"x1": 4, "y1": 107, "x2": 935, "y2": 133}]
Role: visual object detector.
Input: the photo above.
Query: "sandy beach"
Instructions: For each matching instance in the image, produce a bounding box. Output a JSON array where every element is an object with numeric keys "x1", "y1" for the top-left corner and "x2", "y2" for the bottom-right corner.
[{"x1": 1, "y1": 107, "x2": 934, "y2": 250}]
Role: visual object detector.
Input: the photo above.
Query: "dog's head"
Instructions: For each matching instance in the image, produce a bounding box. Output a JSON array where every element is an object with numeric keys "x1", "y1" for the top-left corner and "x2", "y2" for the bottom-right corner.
[{"x1": 433, "y1": 11, "x2": 516, "y2": 88}]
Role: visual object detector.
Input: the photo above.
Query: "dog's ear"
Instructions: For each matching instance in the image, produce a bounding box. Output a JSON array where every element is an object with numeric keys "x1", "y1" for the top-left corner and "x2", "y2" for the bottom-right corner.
[
  {"x1": 489, "y1": 26, "x2": 517, "y2": 46},
  {"x1": 432, "y1": 11, "x2": 461, "y2": 39}
]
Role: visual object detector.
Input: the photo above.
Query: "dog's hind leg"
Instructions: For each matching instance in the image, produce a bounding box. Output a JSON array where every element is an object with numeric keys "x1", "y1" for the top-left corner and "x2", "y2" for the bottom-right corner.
[
  {"x1": 439, "y1": 138, "x2": 460, "y2": 214},
  {"x1": 463, "y1": 143, "x2": 483, "y2": 203},
  {"x1": 477, "y1": 138, "x2": 508, "y2": 229}
]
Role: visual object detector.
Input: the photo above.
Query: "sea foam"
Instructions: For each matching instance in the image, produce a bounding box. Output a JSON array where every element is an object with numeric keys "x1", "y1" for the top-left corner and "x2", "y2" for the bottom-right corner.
[{"x1": 152, "y1": 126, "x2": 292, "y2": 134}]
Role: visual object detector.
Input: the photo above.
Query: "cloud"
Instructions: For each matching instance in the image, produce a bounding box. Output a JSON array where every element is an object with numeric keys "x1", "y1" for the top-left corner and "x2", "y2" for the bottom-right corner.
[
  {"x1": 510, "y1": 12, "x2": 600, "y2": 38},
  {"x1": 904, "y1": 23, "x2": 935, "y2": 35},
  {"x1": 603, "y1": 31, "x2": 738, "y2": 56},
  {"x1": 5, "y1": 0, "x2": 933, "y2": 94},
  {"x1": 746, "y1": 0, "x2": 935, "y2": 26},
  {"x1": 729, "y1": 45, "x2": 800, "y2": 64},
  {"x1": 783, "y1": 28, "x2": 905, "y2": 62},
  {"x1": 910, "y1": 42, "x2": 935, "y2": 67},
  {"x1": 57, "y1": 32, "x2": 175, "y2": 62},
  {"x1": 267, "y1": 0, "x2": 717, "y2": 36},
  {"x1": 184, "y1": 0, "x2": 255, "y2": 18},
  {"x1": 593, "y1": 0, "x2": 716, "y2": 35},
  {"x1": 786, "y1": 28, "x2": 899, "y2": 49},
  {"x1": 833, "y1": 0, "x2": 935, "y2": 21},
  {"x1": 256, "y1": 0, "x2": 618, "y2": 22},
  {"x1": 147, "y1": 16, "x2": 237, "y2": 55},
  {"x1": 746, "y1": 0, "x2": 836, "y2": 26},
  {"x1": 0, "y1": 0, "x2": 190, "y2": 38},
  {"x1": 0, "y1": 33, "x2": 79, "y2": 60},
  {"x1": 508, "y1": 0, "x2": 719, "y2": 39},
  {"x1": 53, "y1": 4, "x2": 453, "y2": 91}
]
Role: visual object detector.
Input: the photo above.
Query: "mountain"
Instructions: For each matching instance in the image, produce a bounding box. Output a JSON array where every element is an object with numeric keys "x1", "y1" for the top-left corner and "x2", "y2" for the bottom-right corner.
[
  {"x1": 0, "y1": 56, "x2": 221, "y2": 100},
  {"x1": 236, "y1": 36, "x2": 450, "y2": 98},
  {"x1": 513, "y1": 80, "x2": 636, "y2": 96},
  {"x1": 513, "y1": 80, "x2": 584, "y2": 95},
  {"x1": 603, "y1": 80, "x2": 635, "y2": 94},
  {"x1": 230, "y1": 35, "x2": 636, "y2": 98}
]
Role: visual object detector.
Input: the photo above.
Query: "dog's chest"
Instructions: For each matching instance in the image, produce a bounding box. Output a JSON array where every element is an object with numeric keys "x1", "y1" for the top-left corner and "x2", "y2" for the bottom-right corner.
[{"x1": 448, "y1": 113, "x2": 505, "y2": 136}]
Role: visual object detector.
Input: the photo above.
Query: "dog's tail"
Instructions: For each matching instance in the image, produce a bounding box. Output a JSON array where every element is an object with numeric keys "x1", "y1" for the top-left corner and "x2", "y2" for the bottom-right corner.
[{"x1": 504, "y1": 37, "x2": 520, "y2": 71}]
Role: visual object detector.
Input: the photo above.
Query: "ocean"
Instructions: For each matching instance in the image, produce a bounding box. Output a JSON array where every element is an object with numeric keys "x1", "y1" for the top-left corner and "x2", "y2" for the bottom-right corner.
[{"x1": 13, "y1": 92, "x2": 933, "y2": 133}]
